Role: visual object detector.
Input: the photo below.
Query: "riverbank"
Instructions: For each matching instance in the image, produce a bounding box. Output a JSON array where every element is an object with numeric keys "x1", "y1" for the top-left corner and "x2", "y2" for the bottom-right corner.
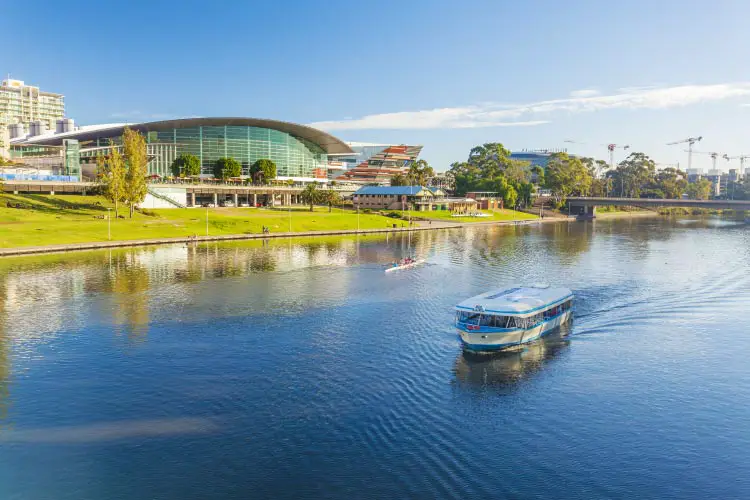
[
  {"x1": 595, "y1": 210, "x2": 661, "y2": 219},
  {"x1": 0, "y1": 194, "x2": 677, "y2": 257},
  {"x1": 0, "y1": 193, "x2": 541, "y2": 256}
]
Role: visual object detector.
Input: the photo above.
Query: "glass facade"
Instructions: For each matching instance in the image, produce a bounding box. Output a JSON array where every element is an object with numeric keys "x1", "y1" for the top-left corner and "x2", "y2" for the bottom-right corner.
[{"x1": 87, "y1": 125, "x2": 328, "y2": 179}]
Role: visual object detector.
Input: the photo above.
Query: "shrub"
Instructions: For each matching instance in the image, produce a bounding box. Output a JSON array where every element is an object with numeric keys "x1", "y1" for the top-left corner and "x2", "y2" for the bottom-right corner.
[{"x1": 137, "y1": 208, "x2": 158, "y2": 217}]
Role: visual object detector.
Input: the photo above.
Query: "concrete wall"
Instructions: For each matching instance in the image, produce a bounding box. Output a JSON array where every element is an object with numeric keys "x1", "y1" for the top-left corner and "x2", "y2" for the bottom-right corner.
[{"x1": 141, "y1": 186, "x2": 187, "y2": 209}]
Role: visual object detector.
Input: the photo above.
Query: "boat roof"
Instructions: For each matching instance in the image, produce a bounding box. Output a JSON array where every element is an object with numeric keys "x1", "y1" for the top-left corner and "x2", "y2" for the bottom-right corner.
[{"x1": 455, "y1": 285, "x2": 573, "y2": 316}]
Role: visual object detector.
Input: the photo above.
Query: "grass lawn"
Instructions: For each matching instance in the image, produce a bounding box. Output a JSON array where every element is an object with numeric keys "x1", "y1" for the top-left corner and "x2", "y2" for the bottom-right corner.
[
  {"x1": 396, "y1": 208, "x2": 538, "y2": 223},
  {"x1": 0, "y1": 194, "x2": 400, "y2": 248}
]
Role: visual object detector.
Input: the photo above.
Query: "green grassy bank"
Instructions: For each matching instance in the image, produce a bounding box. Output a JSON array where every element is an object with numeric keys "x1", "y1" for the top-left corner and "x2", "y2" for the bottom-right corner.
[
  {"x1": 0, "y1": 194, "x2": 400, "y2": 248},
  {"x1": 395, "y1": 209, "x2": 537, "y2": 223}
]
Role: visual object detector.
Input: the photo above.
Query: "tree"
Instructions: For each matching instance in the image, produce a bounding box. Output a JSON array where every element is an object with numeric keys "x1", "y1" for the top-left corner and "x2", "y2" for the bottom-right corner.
[
  {"x1": 390, "y1": 173, "x2": 408, "y2": 186},
  {"x1": 250, "y1": 159, "x2": 277, "y2": 184},
  {"x1": 448, "y1": 142, "x2": 519, "y2": 196},
  {"x1": 544, "y1": 152, "x2": 592, "y2": 207},
  {"x1": 515, "y1": 181, "x2": 533, "y2": 207},
  {"x1": 407, "y1": 159, "x2": 435, "y2": 186},
  {"x1": 122, "y1": 127, "x2": 148, "y2": 218},
  {"x1": 496, "y1": 176, "x2": 518, "y2": 208},
  {"x1": 655, "y1": 167, "x2": 687, "y2": 199},
  {"x1": 214, "y1": 157, "x2": 242, "y2": 180},
  {"x1": 96, "y1": 139, "x2": 126, "y2": 217},
  {"x1": 320, "y1": 189, "x2": 342, "y2": 212},
  {"x1": 171, "y1": 153, "x2": 201, "y2": 177},
  {"x1": 606, "y1": 152, "x2": 656, "y2": 198},
  {"x1": 531, "y1": 165, "x2": 545, "y2": 186},
  {"x1": 300, "y1": 183, "x2": 320, "y2": 211},
  {"x1": 687, "y1": 178, "x2": 712, "y2": 200},
  {"x1": 504, "y1": 159, "x2": 531, "y2": 184}
]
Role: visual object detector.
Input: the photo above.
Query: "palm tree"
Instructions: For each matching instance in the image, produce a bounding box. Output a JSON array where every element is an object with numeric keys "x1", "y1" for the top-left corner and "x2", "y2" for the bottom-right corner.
[
  {"x1": 300, "y1": 183, "x2": 320, "y2": 212},
  {"x1": 320, "y1": 189, "x2": 341, "y2": 212}
]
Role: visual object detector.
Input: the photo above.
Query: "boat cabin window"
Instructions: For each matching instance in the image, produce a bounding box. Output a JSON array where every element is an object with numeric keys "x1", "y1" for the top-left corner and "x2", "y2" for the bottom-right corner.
[{"x1": 542, "y1": 299, "x2": 572, "y2": 319}]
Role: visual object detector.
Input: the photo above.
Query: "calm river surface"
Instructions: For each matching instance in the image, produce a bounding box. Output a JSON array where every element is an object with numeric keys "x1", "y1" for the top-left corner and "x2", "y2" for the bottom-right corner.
[{"x1": 1, "y1": 218, "x2": 749, "y2": 499}]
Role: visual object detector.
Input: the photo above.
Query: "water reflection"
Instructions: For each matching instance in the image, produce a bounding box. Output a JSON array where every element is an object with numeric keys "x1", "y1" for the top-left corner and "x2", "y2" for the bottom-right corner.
[{"x1": 454, "y1": 326, "x2": 571, "y2": 392}]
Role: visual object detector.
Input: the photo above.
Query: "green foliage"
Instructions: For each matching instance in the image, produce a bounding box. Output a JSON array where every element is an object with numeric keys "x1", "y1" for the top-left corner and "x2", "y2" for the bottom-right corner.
[
  {"x1": 531, "y1": 165, "x2": 545, "y2": 186},
  {"x1": 390, "y1": 173, "x2": 408, "y2": 186},
  {"x1": 250, "y1": 159, "x2": 277, "y2": 184},
  {"x1": 214, "y1": 157, "x2": 242, "y2": 179},
  {"x1": 605, "y1": 153, "x2": 688, "y2": 199},
  {"x1": 123, "y1": 127, "x2": 149, "y2": 218},
  {"x1": 318, "y1": 189, "x2": 342, "y2": 212},
  {"x1": 407, "y1": 159, "x2": 435, "y2": 186},
  {"x1": 655, "y1": 167, "x2": 687, "y2": 199},
  {"x1": 96, "y1": 139, "x2": 126, "y2": 217},
  {"x1": 544, "y1": 152, "x2": 593, "y2": 207},
  {"x1": 606, "y1": 152, "x2": 656, "y2": 198},
  {"x1": 300, "y1": 183, "x2": 320, "y2": 211},
  {"x1": 171, "y1": 153, "x2": 201, "y2": 177},
  {"x1": 687, "y1": 178, "x2": 713, "y2": 200}
]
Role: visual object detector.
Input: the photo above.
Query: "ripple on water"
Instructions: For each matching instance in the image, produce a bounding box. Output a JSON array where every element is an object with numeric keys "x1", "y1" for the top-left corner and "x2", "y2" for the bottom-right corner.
[{"x1": 1, "y1": 221, "x2": 750, "y2": 499}]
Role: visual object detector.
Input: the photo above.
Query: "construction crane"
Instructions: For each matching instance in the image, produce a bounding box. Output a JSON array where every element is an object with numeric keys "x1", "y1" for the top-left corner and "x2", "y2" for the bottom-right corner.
[
  {"x1": 666, "y1": 136, "x2": 702, "y2": 172},
  {"x1": 689, "y1": 150, "x2": 723, "y2": 171},
  {"x1": 722, "y1": 154, "x2": 749, "y2": 179},
  {"x1": 563, "y1": 140, "x2": 630, "y2": 175}
]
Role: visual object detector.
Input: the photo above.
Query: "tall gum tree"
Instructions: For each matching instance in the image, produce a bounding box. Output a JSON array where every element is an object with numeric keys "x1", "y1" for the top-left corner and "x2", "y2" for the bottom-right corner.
[{"x1": 122, "y1": 127, "x2": 148, "y2": 218}]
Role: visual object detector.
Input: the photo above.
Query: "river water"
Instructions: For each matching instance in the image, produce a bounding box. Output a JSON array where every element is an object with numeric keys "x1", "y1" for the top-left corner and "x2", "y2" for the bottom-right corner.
[{"x1": 0, "y1": 218, "x2": 749, "y2": 499}]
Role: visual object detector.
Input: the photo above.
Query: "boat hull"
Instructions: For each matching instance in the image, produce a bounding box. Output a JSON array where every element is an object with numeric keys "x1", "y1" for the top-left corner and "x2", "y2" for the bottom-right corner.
[
  {"x1": 385, "y1": 259, "x2": 425, "y2": 273},
  {"x1": 457, "y1": 311, "x2": 571, "y2": 352}
]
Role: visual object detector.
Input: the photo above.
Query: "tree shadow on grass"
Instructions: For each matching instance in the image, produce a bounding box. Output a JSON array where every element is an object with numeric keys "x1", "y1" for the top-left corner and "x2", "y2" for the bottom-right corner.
[{"x1": 3, "y1": 194, "x2": 109, "y2": 217}]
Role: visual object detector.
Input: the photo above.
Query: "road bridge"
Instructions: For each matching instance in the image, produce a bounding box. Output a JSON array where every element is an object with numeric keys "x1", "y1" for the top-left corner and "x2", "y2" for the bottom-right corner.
[{"x1": 567, "y1": 197, "x2": 750, "y2": 219}]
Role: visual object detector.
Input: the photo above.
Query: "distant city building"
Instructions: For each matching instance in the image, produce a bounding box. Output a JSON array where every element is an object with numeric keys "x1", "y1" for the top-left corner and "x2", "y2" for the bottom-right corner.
[
  {"x1": 0, "y1": 78, "x2": 65, "y2": 130},
  {"x1": 332, "y1": 143, "x2": 423, "y2": 185},
  {"x1": 510, "y1": 149, "x2": 570, "y2": 169},
  {"x1": 686, "y1": 168, "x2": 704, "y2": 183},
  {"x1": 510, "y1": 149, "x2": 573, "y2": 183},
  {"x1": 705, "y1": 169, "x2": 724, "y2": 197}
]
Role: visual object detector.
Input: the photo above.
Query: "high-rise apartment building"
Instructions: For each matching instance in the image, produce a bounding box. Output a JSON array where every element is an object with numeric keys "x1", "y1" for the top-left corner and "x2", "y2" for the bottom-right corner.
[{"x1": 0, "y1": 78, "x2": 65, "y2": 129}]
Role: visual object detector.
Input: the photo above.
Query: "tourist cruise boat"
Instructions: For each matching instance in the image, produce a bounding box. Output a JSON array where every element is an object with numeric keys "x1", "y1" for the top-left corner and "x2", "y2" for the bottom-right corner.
[{"x1": 455, "y1": 285, "x2": 573, "y2": 352}]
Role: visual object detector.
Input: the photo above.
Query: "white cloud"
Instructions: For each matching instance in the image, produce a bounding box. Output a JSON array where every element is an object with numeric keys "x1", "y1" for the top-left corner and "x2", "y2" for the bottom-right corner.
[
  {"x1": 310, "y1": 82, "x2": 750, "y2": 131},
  {"x1": 570, "y1": 89, "x2": 600, "y2": 98}
]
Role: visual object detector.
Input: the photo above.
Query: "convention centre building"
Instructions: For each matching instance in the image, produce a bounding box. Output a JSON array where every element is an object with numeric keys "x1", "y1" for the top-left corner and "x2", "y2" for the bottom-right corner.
[{"x1": 7, "y1": 117, "x2": 354, "y2": 182}]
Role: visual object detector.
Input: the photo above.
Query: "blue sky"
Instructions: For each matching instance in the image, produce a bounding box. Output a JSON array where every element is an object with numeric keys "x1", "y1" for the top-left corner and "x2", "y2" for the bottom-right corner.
[{"x1": 3, "y1": 0, "x2": 750, "y2": 172}]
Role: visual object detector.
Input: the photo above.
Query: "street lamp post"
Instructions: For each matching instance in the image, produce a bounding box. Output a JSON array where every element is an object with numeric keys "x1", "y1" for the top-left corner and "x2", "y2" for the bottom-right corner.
[{"x1": 107, "y1": 208, "x2": 112, "y2": 240}]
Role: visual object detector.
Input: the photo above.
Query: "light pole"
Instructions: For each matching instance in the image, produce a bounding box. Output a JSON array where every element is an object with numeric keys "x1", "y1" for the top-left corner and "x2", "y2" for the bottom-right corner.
[{"x1": 107, "y1": 208, "x2": 112, "y2": 240}]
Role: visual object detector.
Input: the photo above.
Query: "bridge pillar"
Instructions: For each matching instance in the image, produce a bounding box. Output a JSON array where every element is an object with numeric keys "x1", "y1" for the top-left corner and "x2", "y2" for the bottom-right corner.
[
  {"x1": 213, "y1": 193, "x2": 218, "y2": 206},
  {"x1": 233, "y1": 193, "x2": 238, "y2": 206},
  {"x1": 190, "y1": 192, "x2": 196, "y2": 207},
  {"x1": 253, "y1": 193, "x2": 257, "y2": 206}
]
